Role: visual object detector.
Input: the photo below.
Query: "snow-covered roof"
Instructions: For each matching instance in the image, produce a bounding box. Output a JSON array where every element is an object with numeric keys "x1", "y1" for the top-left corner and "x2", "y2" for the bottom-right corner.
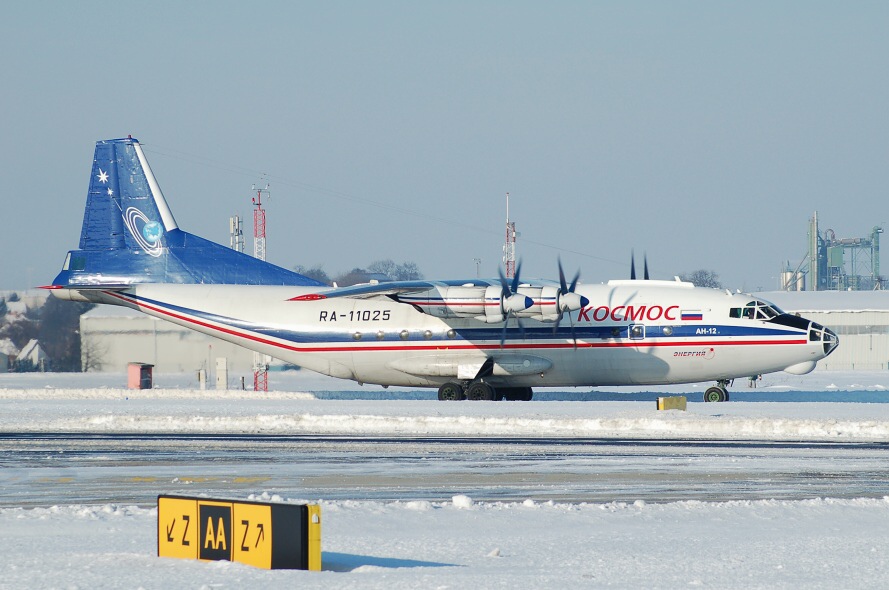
[{"x1": 16, "y1": 338, "x2": 46, "y2": 362}]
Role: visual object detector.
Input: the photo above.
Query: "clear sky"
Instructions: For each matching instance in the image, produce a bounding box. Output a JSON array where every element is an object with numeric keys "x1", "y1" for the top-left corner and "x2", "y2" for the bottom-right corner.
[{"x1": 2, "y1": 2, "x2": 887, "y2": 292}]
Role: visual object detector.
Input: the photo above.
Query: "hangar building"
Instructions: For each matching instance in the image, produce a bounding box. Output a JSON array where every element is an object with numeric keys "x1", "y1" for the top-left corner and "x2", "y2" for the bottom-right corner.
[
  {"x1": 760, "y1": 291, "x2": 889, "y2": 371},
  {"x1": 79, "y1": 306, "x2": 255, "y2": 373}
]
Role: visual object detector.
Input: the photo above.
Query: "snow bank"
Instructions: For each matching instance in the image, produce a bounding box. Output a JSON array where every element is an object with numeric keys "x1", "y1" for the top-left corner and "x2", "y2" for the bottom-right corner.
[{"x1": 2, "y1": 389, "x2": 889, "y2": 440}]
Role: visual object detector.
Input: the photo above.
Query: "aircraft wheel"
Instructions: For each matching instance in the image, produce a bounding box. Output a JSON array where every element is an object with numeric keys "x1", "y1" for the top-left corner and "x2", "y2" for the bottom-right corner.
[
  {"x1": 500, "y1": 387, "x2": 520, "y2": 401},
  {"x1": 438, "y1": 382, "x2": 466, "y2": 401},
  {"x1": 466, "y1": 381, "x2": 496, "y2": 401},
  {"x1": 501, "y1": 387, "x2": 533, "y2": 401},
  {"x1": 703, "y1": 386, "x2": 727, "y2": 402}
]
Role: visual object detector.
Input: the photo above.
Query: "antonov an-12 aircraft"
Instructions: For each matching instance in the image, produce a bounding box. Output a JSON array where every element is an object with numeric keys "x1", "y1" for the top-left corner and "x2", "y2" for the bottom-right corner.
[{"x1": 46, "y1": 137, "x2": 838, "y2": 402}]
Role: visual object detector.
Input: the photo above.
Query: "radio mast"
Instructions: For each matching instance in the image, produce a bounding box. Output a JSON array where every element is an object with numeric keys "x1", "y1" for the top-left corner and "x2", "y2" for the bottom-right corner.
[
  {"x1": 229, "y1": 215, "x2": 245, "y2": 253},
  {"x1": 503, "y1": 192, "x2": 517, "y2": 279},
  {"x1": 252, "y1": 182, "x2": 271, "y2": 392}
]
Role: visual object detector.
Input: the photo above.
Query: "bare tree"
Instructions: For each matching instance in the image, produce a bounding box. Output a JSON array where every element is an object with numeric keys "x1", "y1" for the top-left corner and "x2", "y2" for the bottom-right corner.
[
  {"x1": 294, "y1": 265, "x2": 332, "y2": 285},
  {"x1": 38, "y1": 297, "x2": 94, "y2": 372},
  {"x1": 333, "y1": 268, "x2": 371, "y2": 287},
  {"x1": 367, "y1": 259, "x2": 398, "y2": 279},
  {"x1": 393, "y1": 261, "x2": 422, "y2": 281},
  {"x1": 679, "y1": 269, "x2": 723, "y2": 289},
  {"x1": 367, "y1": 259, "x2": 423, "y2": 281},
  {"x1": 80, "y1": 335, "x2": 108, "y2": 372}
]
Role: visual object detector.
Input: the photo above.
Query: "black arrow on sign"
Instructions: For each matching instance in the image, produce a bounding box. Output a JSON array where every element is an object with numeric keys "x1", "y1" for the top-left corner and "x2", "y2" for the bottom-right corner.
[{"x1": 255, "y1": 523, "x2": 265, "y2": 548}]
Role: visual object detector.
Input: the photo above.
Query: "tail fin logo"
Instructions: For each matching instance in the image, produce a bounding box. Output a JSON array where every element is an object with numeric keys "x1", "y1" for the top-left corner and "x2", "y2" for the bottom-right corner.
[{"x1": 124, "y1": 206, "x2": 164, "y2": 257}]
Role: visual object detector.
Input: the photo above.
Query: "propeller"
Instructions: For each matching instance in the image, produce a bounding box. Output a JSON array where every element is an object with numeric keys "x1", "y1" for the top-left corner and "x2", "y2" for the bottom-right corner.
[
  {"x1": 554, "y1": 258, "x2": 589, "y2": 348},
  {"x1": 497, "y1": 262, "x2": 532, "y2": 348}
]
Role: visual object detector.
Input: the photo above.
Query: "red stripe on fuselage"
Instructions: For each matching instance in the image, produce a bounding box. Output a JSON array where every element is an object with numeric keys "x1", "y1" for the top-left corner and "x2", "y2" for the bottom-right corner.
[{"x1": 406, "y1": 300, "x2": 557, "y2": 307}]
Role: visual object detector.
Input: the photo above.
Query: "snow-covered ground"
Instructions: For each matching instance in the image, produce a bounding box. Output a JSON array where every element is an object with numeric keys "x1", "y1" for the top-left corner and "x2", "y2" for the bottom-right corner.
[
  {"x1": 3, "y1": 370, "x2": 889, "y2": 588},
  {"x1": 5, "y1": 497, "x2": 889, "y2": 589},
  {"x1": 2, "y1": 369, "x2": 889, "y2": 440}
]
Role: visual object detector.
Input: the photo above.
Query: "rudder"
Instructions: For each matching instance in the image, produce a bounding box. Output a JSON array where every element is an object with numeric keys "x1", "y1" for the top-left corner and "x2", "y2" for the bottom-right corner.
[{"x1": 79, "y1": 137, "x2": 177, "y2": 253}]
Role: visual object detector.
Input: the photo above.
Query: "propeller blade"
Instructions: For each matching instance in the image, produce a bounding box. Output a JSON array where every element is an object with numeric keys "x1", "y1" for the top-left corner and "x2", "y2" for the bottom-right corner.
[
  {"x1": 498, "y1": 261, "x2": 531, "y2": 315},
  {"x1": 569, "y1": 270, "x2": 580, "y2": 293},
  {"x1": 643, "y1": 252, "x2": 650, "y2": 281},
  {"x1": 555, "y1": 257, "x2": 585, "y2": 335},
  {"x1": 498, "y1": 267, "x2": 509, "y2": 297},
  {"x1": 559, "y1": 292, "x2": 589, "y2": 312},
  {"x1": 568, "y1": 307, "x2": 578, "y2": 350},
  {"x1": 503, "y1": 293, "x2": 533, "y2": 313},
  {"x1": 501, "y1": 312, "x2": 527, "y2": 349},
  {"x1": 551, "y1": 304, "x2": 580, "y2": 347},
  {"x1": 511, "y1": 261, "x2": 522, "y2": 294}
]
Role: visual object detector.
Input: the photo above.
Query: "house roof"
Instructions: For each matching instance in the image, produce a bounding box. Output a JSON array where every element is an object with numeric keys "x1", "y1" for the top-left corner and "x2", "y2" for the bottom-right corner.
[{"x1": 16, "y1": 338, "x2": 47, "y2": 362}]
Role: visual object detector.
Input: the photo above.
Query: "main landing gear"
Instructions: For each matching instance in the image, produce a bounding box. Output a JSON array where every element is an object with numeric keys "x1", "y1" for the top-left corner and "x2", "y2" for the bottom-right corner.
[
  {"x1": 703, "y1": 379, "x2": 731, "y2": 403},
  {"x1": 437, "y1": 380, "x2": 533, "y2": 402}
]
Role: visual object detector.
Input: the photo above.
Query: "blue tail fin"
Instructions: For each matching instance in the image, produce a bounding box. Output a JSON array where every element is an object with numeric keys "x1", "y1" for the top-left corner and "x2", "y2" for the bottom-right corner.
[{"x1": 52, "y1": 137, "x2": 325, "y2": 288}]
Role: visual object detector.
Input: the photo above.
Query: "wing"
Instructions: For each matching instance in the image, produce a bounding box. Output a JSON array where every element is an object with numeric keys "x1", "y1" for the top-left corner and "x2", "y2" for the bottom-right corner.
[{"x1": 288, "y1": 280, "x2": 441, "y2": 301}]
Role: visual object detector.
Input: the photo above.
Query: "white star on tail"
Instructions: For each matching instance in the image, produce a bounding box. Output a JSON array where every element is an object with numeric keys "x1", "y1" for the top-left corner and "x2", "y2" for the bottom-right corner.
[{"x1": 97, "y1": 169, "x2": 108, "y2": 183}]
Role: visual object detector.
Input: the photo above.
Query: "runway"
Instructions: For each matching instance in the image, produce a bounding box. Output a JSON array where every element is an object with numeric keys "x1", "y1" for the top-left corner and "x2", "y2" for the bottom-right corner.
[{"x1": 3, "y1": 433, "x2": 888, "y2": 507}]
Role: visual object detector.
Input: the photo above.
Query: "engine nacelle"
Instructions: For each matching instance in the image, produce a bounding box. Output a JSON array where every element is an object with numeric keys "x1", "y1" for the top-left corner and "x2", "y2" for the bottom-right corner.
[
  {"x1": 513, "y1": 285, "x2": 557, "y2": 321},
  {"x1": 480, "y1": 285, "x2": 533, "y2": 323},
  {"x1": 511, "y1": 285, "x2": 589, "y2": 323},
  {"x1": 432, "y1": 285, "x2": 489, "y2": 318},
  {"x1": 395, "y1": 284, "x2": 533, "y2": 322}
]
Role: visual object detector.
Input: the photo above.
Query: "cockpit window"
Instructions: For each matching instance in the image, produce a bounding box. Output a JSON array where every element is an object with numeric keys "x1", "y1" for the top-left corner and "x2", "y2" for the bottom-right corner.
[
  {"x1": 759, "y1": 302, "x2": 783, "y2": 317},
  {"x1": 729, "y1": 306, "x2": 754, "y2": 319},
  {"x1": 729, "y1": 300, "x2": 783, "y2": 321}
]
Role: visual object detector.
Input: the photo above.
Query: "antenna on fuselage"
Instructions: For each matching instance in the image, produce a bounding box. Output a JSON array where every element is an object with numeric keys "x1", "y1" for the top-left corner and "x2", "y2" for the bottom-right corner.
[{"x1": 630, "y1": 250, "x2": 650, "y2": 280}]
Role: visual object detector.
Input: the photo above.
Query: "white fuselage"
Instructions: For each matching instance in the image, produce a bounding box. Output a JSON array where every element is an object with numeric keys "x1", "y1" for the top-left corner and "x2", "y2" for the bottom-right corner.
[{"x1": 83, "y1": 279, "x2": 834, "y2": 389}]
